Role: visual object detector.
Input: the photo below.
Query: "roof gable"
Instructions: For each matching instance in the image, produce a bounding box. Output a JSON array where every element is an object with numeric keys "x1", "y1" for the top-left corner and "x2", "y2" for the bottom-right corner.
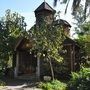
[{"x1": 54, "y1": 19, "x2": 71, "y2": 27}]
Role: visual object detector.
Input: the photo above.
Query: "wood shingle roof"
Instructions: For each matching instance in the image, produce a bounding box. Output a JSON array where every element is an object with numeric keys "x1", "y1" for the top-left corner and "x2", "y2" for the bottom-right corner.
[{"x1": 35, "y1": 2, "x2": 56, "y2": 13}]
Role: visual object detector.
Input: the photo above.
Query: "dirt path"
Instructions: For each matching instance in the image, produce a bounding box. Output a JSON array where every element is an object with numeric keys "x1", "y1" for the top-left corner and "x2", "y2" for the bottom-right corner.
[
  {"x1": 0, "y1": 77, "x2": 42, "y2": 90},
  {"x1": 1, "y1": 83, "x2": 42, "y2": 90}
]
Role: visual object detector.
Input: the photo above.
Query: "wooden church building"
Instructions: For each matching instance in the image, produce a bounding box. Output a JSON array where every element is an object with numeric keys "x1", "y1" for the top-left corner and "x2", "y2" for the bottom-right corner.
[{"x1": 14, "y1": 2, "x2": 81, "y2": 79}]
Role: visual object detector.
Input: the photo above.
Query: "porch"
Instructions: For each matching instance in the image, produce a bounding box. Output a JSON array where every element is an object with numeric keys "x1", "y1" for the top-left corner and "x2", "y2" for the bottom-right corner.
[{"x1": 14, "y1": 37, "x2": 40, "y2": 80}]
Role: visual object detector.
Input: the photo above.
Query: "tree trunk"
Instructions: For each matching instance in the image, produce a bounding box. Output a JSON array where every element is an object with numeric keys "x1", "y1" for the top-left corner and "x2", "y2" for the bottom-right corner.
[{"x1": 49, "y1": 58, "x2": 54, "y2": 80}]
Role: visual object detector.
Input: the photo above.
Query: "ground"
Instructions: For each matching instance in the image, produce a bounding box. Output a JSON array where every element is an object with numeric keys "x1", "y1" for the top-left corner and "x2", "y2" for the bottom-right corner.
[{"x1": 0, "y1": 77, "x2": 42, "y2": 90}]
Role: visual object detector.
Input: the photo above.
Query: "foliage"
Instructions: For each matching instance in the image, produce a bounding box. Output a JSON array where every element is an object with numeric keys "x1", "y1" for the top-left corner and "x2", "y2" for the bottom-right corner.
[
  {"x1": 0, "y1": 9, "x2": 27, "y2": 71},
  {"x1": 54, "y1": 0, "x2": 90, "y2": 18},
  {"x1": 73, "y1": 4, "x2": 89, "y2": 38},
  {"x1": 29, "y1": 21, "x2": 65, "y2": 79},
  {"x1": 67, "y1": 67, "x2": 90, "y2": 90},
  {"x1": 38, "y1": 67, "x2": 90, "y2": 90},
  {"x1": 77, "y1": 21, "x2": 90, "y2": 56},
  {"x1": 29, "y1": 23, "x2": 64, "y2": 62},
  {"x1": 72, "y1": 3, "x2": 90, "y2": 41},
  {"x1": 77, "y1": 21, "x2": 90, "y2": 66},
  {"x1": 73, "y1": 4, "x2": 90, "y2": 66},
  {"x1": 0, "y1": 80, "x2": 6, "y2": 86},
  {"x1": 38, "y1": 80, "x2": 67, "y2": 90}
]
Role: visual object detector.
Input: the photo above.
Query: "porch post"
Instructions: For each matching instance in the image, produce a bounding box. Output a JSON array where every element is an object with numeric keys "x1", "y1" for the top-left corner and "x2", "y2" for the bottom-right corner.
[
  {"x1": 70, "y1": 45, "x2": 73, "y2": 71},
  {"x1": 14, "y1": 51, "x2": 19, "y2": 77},
  {"x1": 73, "y1": 45, "x2": 75, "y2": 71},
  {"x1": 37, "y1": 56, "x2": 40, "y2": 80}
]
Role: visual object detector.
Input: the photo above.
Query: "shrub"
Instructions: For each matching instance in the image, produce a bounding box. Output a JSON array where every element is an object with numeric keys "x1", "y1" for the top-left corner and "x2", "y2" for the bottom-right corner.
[
  {"x1": 0, "y1": 80, "x2": 6, "y2": 86},
  {"x1": 38, "y1": 79, "x2": 67, "y2": 90},
  {"x1": 67, "y1": 67, "x2": 90, "y2": 90}
]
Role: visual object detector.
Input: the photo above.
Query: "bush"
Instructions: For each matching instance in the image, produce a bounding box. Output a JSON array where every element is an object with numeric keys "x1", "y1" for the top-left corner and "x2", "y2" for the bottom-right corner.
[
  {"x1": 0, "y1": 80, "x2": 6, "y2": 86},
  {"x1": 38, "y1": 80, "x2": 67, "y2": 90},
  {"x1": 67, "y1": 67, "x2": 90, "y2": 90}
]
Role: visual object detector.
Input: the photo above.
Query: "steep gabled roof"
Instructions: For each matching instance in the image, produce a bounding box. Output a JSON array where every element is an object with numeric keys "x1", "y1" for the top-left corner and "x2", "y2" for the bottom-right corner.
[
  {"x1": 35, "y1": 2, "x2": 56, "y2": 13},
  {"x1": 54, "y1": 19, "x2": 71, "y2": 27}
]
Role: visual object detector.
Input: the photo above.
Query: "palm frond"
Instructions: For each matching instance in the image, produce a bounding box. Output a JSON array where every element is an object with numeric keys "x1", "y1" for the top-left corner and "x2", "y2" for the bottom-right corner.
[
  {"x1": 64, "y1": 0, "x2": 70, "y2": 14},
  {"x1": 54, "y1": 0, "x2": 68, "y2": 6},
  {"x1": 61, "y1": 0, "x2": 68, "y2": 4},
  {"x1": 54, "y1": 0, "x2": 58, "y2": 6},
  {"x1": 72, "y1": 0, "x2": 81, "y2": 15},
  {"x1": 53, "y1": 0, "x2": 89, "y2": 19},
  {"x1": 84, "y1": 0, "x2": 89, "y2": 20}
]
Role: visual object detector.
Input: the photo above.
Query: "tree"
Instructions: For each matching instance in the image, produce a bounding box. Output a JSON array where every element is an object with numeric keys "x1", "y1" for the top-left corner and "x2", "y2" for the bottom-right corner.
[
  {"x1": 72, "y1": 4, "x2": 90, "y2": 47},
  {"x1": 72, "y1": 4, "x2": 90, "y2": 66},
  {"x1": 0, "y1": 9, "x2": 27, "y2": 71},
  {"x1": 29, "y1": 22, "x2": 65, "y2": 80},
  {"x1": 79, "y1": 21, "x2": 90, "y2": 62},
  {"x1": 72, "y1": 4, "x2": 87, "y2": 38},
  {"x1": 54, "y1": 0, "x2": 90, "y2": 19}
]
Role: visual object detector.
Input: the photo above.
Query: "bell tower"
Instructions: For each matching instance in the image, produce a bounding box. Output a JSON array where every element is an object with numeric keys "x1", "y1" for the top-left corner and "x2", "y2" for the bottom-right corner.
[{"x1": 34, "y1": 1, "x2": 56, "y2": 26}]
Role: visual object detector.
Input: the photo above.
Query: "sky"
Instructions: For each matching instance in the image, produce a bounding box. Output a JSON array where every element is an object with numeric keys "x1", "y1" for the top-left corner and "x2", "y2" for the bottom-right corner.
[
  {"x1": 0, "y1": 0, "x2": 86, "y2": 37},
  {"x1": 0, "y1": 0, "x2": 73, "y2": 28}
]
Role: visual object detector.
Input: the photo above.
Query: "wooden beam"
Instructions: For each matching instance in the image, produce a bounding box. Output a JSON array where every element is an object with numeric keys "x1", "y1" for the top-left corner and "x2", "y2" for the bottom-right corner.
[
  {"x1": 14, "y1": 51, "x2": 19, "y2": 77},
  {"x1": 37, "y1": 56, "x2": 40, "y2": 80},
  {"x1": 73, "y1": 45, "x2": 75, "y2": 71},
  {"x1": 70, "y1": 45, "x2": 73, "y2": 71}
]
